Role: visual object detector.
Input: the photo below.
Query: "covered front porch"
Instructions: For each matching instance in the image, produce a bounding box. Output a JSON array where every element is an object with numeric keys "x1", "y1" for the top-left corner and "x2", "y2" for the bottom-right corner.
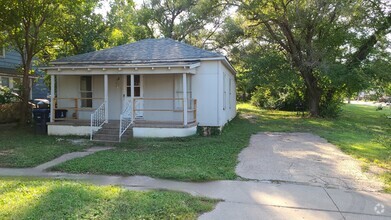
[{"x1": 46, "y1": 63, "x2": 199, "y2": 140}]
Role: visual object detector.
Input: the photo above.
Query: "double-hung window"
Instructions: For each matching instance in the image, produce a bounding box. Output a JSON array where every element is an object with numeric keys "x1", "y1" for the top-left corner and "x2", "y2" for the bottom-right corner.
[{"x1": 80, "y1": 76, "x2": 92, "y2": 108}]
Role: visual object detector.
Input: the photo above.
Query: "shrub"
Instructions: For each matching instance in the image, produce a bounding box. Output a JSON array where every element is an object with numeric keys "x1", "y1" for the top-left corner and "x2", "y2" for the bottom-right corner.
[{"x1": 0, "y1": 102, "x2": 21, "y2": 123}]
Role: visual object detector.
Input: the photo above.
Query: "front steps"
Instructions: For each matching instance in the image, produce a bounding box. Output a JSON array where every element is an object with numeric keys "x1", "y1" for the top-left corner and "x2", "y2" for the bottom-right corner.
[{"x1": 92, "y1": 122, "x2": 133, "y2": 142}]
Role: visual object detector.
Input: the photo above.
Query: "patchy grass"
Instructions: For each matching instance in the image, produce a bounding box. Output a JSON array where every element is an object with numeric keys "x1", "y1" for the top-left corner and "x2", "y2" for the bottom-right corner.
[
  {"x1": 0, "y1": 127, "x2": 90, "y2": 168},
  {"x1": 0, "y1": 177, "x2": 216, "y2": 220},
  {"x1": 51, "y1": 117, "x2": 258, "y2": 181},
  {"x1": 51, "y1": 103, "x2": 390, "y2": 189}
]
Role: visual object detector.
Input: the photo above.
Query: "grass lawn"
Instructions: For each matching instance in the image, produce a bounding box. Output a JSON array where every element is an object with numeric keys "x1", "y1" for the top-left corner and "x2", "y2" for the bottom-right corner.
[
  {"x1": 51, "y1": 104, "x2": 390, "y2": 190},
  {"x1": 51, "y1": 117, "x2": 258, "y2": 181},
  {"x1": 0, "y1": 177, "x2": 216, "y2": 220},
  {"x1": 0, "y1": 127, "x2": 90, "y2": 168}
]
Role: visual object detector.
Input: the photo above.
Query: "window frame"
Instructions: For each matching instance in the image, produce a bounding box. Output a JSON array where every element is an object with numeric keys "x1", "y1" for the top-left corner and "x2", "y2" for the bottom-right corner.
[{"x1": 80, "y1": 76, "x2": 93, "y2": 108}]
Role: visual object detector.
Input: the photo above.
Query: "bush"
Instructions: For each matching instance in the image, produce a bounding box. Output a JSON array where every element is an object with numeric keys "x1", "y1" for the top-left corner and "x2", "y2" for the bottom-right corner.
[
  {"x1": 0, "y1": 102, "x2": 21, "y2": 123},
  {"x1": 0, "y1": 87, "x2": 20, "y2": 104},
  {"x1": 319, "y1": 99, "x2": 343, "y2": 118},
  {"x1": 250, "y1": 87, "x2": 305, "y2": 111}
]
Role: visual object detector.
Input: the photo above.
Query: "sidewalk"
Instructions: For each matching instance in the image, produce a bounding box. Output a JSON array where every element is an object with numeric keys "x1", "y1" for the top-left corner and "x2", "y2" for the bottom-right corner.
[{"x1": 0, "y1": 147, "x2": 390, "y2": 219}]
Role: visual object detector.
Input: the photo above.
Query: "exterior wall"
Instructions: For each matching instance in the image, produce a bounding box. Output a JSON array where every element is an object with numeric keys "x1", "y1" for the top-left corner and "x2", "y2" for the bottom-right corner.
[
  {"x1": 56, "y1": 74, "x2": 122, "y2": 120},
  {"x1": 218, "y1": 61, "x2": 237, "y2": 126},
  {"x1": 142, "y1": 74, "x2": 183, "y2": 122},
  {"x1": 192, "y1": 61, "x2": 219, "y2": 126},
  {"x1": 133, "y1": 126, "x2": 196, "y2": 138},
  {"x1": 50, "y1": 60, "x2": 237, "y2": 127},
  {"x1": 48, "y1": 124, "x2": 99, "y2": 136},
  {"x1": 0, "y1": 48, "x2": 48, "y2": 99},
  {"x1": 0, "y1": 49, "x2": 21, "y2": 69}
]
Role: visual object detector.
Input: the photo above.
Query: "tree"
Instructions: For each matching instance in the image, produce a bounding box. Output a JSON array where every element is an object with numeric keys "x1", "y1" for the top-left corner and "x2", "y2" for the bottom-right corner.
[
  {"x1": 106, "y1": 0, "x2": 152, "y2": 47},
  {"x1": 138, "y1": 0, "x2": 229, "y2": 42},
  {"x1": 53, "y1": 0, "x2": 107, "y2": 56},
  {"x1": 239, "y1": 0, "x2": 391, "y2": 116},
  {"x1": 0, "y1": 0, "x2": 60, "y2": 125}
]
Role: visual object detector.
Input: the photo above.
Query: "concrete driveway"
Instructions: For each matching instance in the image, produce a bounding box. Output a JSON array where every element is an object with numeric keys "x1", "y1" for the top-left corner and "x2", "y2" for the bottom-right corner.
[{"x1": 236, "y1": 132, "x2": 384, "y2": 192}]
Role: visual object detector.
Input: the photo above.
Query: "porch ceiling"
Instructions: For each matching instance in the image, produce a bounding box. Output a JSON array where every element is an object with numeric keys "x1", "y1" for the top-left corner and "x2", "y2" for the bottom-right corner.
[{"x1": 42, "y1": 61, "x2": 200, "y2": 75}]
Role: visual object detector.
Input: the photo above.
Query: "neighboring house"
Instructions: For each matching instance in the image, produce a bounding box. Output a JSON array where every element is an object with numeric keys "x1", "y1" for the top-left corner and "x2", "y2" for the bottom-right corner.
[
  {"x1": 42, "y1": 38, "x2": 237, "y2": 141},
  {"x1": 0, "y1": 46, "x2": 48, "y2": 99}
]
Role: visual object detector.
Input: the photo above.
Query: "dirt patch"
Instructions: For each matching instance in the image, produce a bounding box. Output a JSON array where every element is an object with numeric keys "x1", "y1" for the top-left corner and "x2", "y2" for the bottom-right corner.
[{"x1": 236, "y1": 132, "x2": 385, "y2": 192}]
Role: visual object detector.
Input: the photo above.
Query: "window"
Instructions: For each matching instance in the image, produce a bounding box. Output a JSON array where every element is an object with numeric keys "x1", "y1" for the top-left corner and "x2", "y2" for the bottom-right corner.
[
  {"x1": 126, "y1": 75, "x2": 141, "y2": 97},
  {"x1": 174, "y1": 75, "x2": 192, "y2": 109},
  {"x1": 80, "y1": 76, "x2": 92, "y2": 108},
  {"x1": 1, "y1": 77, "x2": 10, "y2": 87},
  {"x1": 223, "y1": 73, "x2": 226, "y2": 110}
]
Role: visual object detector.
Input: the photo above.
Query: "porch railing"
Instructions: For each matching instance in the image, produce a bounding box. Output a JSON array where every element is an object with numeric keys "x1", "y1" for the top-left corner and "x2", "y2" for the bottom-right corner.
[
  {"x1": 52, "y1": 97, "x2": 103, "y2": 121},
  {"x1": 90, "y1": 102, "x2": 106, "y2": 140},
  {"x1": 119, "y1": 100, "x2": 133, "y2": 141},
  {"x1": 133, "y1": 98, "x2": 197, "y2": 125}
]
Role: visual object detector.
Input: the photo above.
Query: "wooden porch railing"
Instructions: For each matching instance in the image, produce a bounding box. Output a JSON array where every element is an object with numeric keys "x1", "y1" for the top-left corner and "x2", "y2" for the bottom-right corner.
[
  {"x1": 52, "y1": 97, "x2": 103, "y2": 121},
  {"x1": 133, "y1": 98, "x2": 197, "y2": 125}
]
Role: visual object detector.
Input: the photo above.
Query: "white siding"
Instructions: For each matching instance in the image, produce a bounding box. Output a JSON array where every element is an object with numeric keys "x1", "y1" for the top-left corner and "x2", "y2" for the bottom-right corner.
[{"x1": 192, "y1": 61, "x2": 219, "y2": 126}]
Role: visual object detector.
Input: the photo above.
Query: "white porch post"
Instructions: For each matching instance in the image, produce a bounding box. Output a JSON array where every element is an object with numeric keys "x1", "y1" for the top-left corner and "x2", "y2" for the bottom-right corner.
[
  {"x1": 104, "y1": 74, "x2": 108, "y2": 123},
  {"x1": 183, "y1": 73, "x2": 188, "y2": 125},
  {"x1": 50, "y1": 75, "x2": 55, "y2": 122},
  {"x1": 131, "y1": 74, "x2": 134, "y2": 123}
]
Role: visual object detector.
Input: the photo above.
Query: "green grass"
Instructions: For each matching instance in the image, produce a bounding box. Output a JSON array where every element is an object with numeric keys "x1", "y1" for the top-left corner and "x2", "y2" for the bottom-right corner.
[
  {"x1": 51, "y1": 117, "x2": 258, "y2": 181},
  {"x1": 0, "y1": 127, "x2": 90, "y2": 168},
  {"x1": 51, "y1": 103, "x2": 391, "y2": 190},
  {"x1": 0, "y1": 177, "x2": 216, "y2": 220}
]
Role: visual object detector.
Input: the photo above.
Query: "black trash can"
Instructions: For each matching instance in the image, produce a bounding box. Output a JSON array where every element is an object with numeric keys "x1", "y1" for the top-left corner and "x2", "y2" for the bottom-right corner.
[{"x1": 32, "y1": 109, "x2": 50, "y2": 134}]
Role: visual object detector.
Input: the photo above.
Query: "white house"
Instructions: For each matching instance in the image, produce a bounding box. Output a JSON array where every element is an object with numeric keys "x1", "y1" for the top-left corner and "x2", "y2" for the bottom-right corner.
[{"x1": 42, "y1": 38, "x2": 236, "y2": 141}]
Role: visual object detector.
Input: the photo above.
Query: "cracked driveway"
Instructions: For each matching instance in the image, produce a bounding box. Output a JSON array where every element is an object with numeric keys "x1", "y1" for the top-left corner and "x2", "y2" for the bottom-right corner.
[{"x1": 236, "y1": 132, "x2": 384, "y2": 192}]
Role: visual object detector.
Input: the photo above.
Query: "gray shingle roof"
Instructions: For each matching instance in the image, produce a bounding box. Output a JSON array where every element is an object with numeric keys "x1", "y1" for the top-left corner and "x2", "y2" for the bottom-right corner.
[{"x1": 53, "y1": 38, "x2": 223, "y2": 64}]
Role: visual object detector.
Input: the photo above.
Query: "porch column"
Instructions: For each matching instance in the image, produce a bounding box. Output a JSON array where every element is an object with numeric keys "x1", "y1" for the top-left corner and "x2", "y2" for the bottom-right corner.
[
  {"x1": 104, "y1": 74, "x2": 108, "y2": 123},
  {"x1": 131, "y1": 74, "x2": 134, "y2": 123},
  {"x1": 183, "y1": 73, "x2": 187, "y2": 125},
  {"x1": 50, "y1": 75, "x2": 55, "y2": 122}
]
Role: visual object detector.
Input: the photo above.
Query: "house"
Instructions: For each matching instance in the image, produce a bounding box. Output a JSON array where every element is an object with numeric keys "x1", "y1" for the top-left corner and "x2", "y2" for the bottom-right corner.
[
  {"x1": 42, "y1": 38, "x2": 236, "y2": 141},
  {"x1": 0, "y1": 46, "x2": 48, "y2": 99}
]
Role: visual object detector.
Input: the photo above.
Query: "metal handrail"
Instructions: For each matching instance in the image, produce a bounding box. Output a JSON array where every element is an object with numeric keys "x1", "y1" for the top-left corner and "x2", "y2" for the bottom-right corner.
[
  {"x1": 119, "y1": 100, "x2": 133, "y2": 141},
  {"x1": 90, "y1": 102, "x2": 106, "y2": 140}
]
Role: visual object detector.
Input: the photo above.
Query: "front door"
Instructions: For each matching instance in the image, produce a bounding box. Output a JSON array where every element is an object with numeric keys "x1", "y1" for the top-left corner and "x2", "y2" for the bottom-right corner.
[{"x1": 123, "y1": 75, "x2": 143, "y2": 118}]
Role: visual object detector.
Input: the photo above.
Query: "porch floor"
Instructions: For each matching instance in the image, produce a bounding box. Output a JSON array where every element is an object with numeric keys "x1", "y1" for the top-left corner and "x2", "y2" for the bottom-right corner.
[{"x1": 47, "y1": 120, "x2": 197, "y2": 128}]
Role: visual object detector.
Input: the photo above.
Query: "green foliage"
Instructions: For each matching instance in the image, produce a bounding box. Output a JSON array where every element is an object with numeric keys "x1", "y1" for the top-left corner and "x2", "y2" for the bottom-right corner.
[
  {"x1": 0, "y1": 87, "x2": 20, "y2": 104},
  {"x1": 236, "y1": 0, "x2": 391, "y2": 116},
  {"x1": 138, "y1": 0, "x2": 228, "y2": 42},
  {"x1": 0, "y1": 178, "x2": 217, "y2": 219}
]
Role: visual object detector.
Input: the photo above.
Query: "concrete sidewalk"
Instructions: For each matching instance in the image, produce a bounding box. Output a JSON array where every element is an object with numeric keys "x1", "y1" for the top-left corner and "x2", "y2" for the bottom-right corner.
[
  {"x1": 0, "y1": 170, "x2": 390, "y2": 219},
  {"x1": 0, "y1": 146, "x2": 390, "y2": 219}
]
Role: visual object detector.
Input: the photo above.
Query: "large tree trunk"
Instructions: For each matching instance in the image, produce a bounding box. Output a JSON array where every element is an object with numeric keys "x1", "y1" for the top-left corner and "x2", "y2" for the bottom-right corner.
[{"x1": 301, "y1": 68, "x2": 322, "y2": 117}]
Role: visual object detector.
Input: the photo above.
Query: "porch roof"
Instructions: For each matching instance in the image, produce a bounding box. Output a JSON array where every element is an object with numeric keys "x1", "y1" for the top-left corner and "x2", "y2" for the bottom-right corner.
[{"x1": 43, "y1": 61, "x2": 201, "y2": 75}]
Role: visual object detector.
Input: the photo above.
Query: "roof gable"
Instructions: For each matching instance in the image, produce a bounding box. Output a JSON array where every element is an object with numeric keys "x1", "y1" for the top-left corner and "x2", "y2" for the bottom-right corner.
[{"x1": 53, "y1": 38, "x2": 223, "y2": 64}]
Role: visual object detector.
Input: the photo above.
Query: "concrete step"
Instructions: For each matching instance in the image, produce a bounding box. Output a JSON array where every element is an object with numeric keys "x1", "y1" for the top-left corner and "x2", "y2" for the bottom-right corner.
[
  {"x1": 95, "y1": 128, "x2": 120, "y2": 135},
  {"x1": 93, "y1": 134, "x2": 119, "y2": 142}
]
